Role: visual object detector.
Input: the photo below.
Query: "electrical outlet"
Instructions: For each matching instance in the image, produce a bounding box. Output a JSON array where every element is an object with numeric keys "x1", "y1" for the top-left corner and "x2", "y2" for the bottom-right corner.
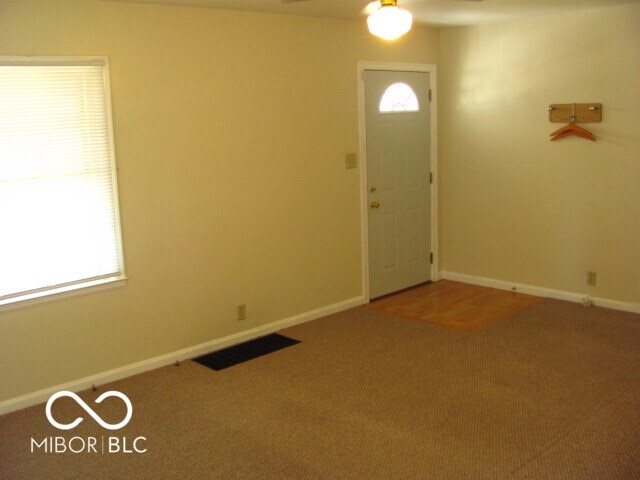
[
  {"x1": 587, "y1": 271, "x2": 597, "y2": 286},
  {"x1": 237, "y1": 304, "x2": 247, "y2": 321}
]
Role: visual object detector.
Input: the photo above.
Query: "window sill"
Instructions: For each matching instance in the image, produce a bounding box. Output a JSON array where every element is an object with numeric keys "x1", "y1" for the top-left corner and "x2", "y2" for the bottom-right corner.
[{"x1": 0, "y1": 276, "x2": 128, "y2": 314}]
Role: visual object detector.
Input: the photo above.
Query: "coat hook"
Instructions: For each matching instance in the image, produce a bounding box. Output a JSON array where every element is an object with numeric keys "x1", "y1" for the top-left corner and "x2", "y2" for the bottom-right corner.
[{"x1": 548, "y1": 103, "x2": 602, "y2": 134}]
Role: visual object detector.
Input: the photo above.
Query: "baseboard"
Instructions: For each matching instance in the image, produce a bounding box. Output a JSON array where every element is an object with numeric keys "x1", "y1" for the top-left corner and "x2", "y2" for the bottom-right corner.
[
  {"x1": 440, "y1": 271, "x2": 640, "y2": 314},
  {"x1": 0, "y1": 295, "x2": 365, "y2": 416}
]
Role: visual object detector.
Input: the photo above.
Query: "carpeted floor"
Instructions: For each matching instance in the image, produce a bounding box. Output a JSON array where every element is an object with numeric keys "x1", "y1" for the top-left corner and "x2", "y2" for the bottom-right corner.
[{"x1": 1, "y1": 299, "x2": 639, "y2": 479}]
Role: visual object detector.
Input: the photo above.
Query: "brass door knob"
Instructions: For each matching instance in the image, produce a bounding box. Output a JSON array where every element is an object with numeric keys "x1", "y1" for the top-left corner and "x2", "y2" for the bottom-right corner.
[{"x1": 370, "y1": 201, "x2": 380, "y2": 209}]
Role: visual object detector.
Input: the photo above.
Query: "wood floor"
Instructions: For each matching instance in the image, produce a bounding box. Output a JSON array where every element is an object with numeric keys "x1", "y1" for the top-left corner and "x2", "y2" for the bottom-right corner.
[{"x1": 366, "y1": 280, "x2": 542, "y2": 332}]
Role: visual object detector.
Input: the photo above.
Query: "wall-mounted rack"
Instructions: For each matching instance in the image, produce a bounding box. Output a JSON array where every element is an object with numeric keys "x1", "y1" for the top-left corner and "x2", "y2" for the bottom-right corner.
[
  {"x1": 548, "y1": 103, "x2": 601, "y2": 142},
  {"x1": 548, "y1": 103, "x2": 602, "y2": 123}
]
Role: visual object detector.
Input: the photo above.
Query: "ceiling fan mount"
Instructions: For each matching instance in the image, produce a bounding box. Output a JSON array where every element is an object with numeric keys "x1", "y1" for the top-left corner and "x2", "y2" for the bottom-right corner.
[
  {"x1": 283, "y1": 0, "x2": 484, "y2": 2},
  {"x1": 281, "y1": 0, "x2": 485, "y2": 40}
]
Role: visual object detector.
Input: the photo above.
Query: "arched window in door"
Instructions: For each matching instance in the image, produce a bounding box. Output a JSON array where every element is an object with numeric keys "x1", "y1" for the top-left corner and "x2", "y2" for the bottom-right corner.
[{"x1": 379, "y1": 82, "x2": 419, "y2": 112}]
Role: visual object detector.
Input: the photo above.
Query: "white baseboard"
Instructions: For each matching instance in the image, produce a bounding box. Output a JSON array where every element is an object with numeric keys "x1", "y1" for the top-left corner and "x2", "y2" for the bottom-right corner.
[
  {"x1": 0, "y1": 295, "x2": 365, "y2": 416},
  {"x1": 440, "y1": 271, "x2": 640, "y2": 314}
]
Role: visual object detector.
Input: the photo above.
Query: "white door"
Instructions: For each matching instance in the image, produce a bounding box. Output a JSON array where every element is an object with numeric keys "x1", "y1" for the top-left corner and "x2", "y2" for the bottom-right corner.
[{"x1": 365, "y1": 70, "x2": 431, "y2": 299}]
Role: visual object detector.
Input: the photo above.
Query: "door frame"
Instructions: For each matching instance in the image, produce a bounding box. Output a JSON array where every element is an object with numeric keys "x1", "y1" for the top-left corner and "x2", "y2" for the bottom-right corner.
[{"x1": 357, "y1": 61, "x2": 438, "y2": 302}]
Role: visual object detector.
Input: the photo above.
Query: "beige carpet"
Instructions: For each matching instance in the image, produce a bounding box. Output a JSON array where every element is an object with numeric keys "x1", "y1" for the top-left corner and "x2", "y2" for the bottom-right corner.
[{"x1": 1, "y1": 299, "x2": 639, "y2": 479}]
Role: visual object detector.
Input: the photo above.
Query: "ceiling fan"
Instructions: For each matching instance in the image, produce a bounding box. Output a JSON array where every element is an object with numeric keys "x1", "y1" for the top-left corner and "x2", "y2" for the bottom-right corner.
[{"x1": 281, "y1": 0, "x2": 484, "y2": 40}]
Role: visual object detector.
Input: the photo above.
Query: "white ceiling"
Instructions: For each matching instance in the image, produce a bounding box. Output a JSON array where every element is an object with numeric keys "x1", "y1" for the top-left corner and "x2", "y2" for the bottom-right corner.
[{"x1": 101, "y1": 0, "x2": 640, "y2": 26}]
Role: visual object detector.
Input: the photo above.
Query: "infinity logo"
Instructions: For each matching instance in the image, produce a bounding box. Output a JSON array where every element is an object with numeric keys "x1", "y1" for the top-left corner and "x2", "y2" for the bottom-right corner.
[{"x1": 46, "y1": 391, "x2": 133, "y2": 431}]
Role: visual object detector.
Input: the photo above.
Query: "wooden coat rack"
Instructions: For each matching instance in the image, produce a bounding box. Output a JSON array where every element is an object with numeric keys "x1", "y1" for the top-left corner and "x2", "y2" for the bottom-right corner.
[{"x1": 548, "y1": 103, "x2": 601, "y2": 142}]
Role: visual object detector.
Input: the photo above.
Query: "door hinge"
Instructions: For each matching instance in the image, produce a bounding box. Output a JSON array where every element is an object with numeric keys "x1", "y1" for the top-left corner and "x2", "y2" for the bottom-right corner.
[
  {"x1": 429, "y1": 172, "x2": 433, "y2": 184},
  {"x1": 429, "y1": 89, "x2": 432, "y2": 102},
  {"x1": 430, "y1": 252, "x2": 433, "y2": 264}
]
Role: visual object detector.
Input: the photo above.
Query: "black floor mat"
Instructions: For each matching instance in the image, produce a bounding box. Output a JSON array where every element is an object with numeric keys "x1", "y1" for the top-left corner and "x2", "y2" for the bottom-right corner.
[{"x1": 193, "y1": 333, "x2": 300, "y2": 371}]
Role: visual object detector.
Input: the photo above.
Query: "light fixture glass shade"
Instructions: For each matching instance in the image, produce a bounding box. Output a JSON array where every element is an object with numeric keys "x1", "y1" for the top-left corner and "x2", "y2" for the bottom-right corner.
[{"x1": 367, "y1": 4, "x2": 413, "y2": 41}]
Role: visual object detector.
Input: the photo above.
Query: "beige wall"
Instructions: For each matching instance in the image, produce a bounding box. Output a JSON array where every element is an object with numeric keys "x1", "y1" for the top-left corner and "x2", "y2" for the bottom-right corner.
[
  {"x1": 0, "y1": 0, "x2": 439, "y2": 402},
  {"x1": 439, "y1": 4, "x2": 640, "y2": 305},
  {"x1": 2, "y1": 0, "x2": 638, "y2": 406}
]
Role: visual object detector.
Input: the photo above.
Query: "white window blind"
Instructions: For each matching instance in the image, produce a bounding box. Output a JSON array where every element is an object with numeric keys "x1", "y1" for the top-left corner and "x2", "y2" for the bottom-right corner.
[{"x1": 0, "y1": 57, "x2": 125, "y2": 308}]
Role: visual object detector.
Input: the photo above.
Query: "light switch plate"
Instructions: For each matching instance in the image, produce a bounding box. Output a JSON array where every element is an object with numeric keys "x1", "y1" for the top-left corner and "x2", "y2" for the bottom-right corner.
[{"x1": 345, "y1": 153, "x2": 357, "y2": 169}]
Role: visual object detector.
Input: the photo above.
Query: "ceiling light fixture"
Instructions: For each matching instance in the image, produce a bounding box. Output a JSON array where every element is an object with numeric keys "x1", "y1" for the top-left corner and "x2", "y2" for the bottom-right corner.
[{"x1": 367, "y1": 0, "x2": 413, "y2": 41}]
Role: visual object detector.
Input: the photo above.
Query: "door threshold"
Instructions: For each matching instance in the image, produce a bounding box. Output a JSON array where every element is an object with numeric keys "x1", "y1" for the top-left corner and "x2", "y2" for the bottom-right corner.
[{"x1": 369, "y1": 281, "x2": 432, "y2": 303}]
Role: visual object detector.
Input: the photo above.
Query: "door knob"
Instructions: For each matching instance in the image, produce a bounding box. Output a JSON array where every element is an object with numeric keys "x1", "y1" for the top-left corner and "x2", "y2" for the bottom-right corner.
[{"x1": 370, "y1": 201, "x2": 380, "y2": 209}]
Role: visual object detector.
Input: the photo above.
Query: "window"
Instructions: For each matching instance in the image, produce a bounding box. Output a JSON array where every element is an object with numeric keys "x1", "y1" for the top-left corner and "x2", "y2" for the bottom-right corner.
[
  {"x1": 0, "y1": 57, "x2": 125, "y2": 310},
  {"x1": 379, "y1": 82, "x2": 419, "y2": 112}
]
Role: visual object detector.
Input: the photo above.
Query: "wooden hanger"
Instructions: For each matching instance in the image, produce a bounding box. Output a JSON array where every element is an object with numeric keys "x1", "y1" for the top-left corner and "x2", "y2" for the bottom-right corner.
[
  {"x1": 549, "y1": 104, "x2": 596, "y2": 142},
  {"x1": 550, "y1": 123, "x2": 595, "y2": 141}
]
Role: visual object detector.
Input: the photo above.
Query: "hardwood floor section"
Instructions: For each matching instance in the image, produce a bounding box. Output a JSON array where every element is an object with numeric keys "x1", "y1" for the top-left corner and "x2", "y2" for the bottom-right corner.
[{"x1": 366, "y1": 280, "x2": 543, "y2": 332}]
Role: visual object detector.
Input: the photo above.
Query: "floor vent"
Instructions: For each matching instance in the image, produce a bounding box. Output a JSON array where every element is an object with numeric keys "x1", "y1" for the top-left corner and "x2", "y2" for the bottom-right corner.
[{"x1": 193, "y1": 333, "x2": 300, "y2": 371}]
